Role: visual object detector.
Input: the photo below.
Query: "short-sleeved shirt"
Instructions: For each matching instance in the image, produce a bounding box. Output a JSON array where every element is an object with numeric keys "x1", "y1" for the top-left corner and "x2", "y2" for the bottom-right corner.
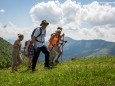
[
  {"x1": 12, "y1": 40, "x2": 21, "y2": 53},
  {"x1": 33, "y1": 27, "x2": 46, "y2": 47}
]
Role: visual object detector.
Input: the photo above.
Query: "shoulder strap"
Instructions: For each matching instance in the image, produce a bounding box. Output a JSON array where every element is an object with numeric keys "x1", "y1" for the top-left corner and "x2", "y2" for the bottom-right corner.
[
  {"x1": 36, "y1": 27, "x2": 42, "y2": 38},
  {"x1": 44, "y1": 30, "x2": 46, "y2": 36},
  {"x1": 36, "y1": 27, "x2": 46, "y2": 37},
  {"x1": 31, "y1": 27, "x2": 37, "y2": 37}
]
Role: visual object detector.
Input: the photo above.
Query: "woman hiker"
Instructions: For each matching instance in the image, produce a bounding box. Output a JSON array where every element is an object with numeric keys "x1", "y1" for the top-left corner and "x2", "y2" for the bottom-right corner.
[
  {"x1": 12, "y1": 34, "x2": 24, "y2": 73},
  {"x1": 48, "y1": 27, "x2": 67, "y2": 66}
]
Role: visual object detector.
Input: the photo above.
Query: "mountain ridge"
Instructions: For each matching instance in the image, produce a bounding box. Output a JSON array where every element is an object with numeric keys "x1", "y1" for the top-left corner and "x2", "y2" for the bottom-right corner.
[
  {"x1": 63, "y1": 37, "x2": 115, "y2": 60},
  {"x1": 0, "y1": 36, "x2": 115, "y2": 67}
]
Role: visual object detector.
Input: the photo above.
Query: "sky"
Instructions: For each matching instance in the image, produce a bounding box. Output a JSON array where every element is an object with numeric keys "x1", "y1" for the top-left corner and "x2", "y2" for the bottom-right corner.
[{"x1": 0, "y1": 0, "x2": 115, "y2": 44}]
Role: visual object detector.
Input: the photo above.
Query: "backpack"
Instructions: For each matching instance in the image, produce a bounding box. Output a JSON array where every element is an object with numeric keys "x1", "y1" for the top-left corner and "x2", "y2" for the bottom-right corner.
[{"x1": 31, "y1": 27, "x2": 46, "y2": 42}]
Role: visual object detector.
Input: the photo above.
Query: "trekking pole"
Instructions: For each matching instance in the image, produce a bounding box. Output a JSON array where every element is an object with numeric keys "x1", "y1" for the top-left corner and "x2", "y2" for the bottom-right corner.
[{"x1": 61, "y1": 34, "x2": 64, "y2": 62}]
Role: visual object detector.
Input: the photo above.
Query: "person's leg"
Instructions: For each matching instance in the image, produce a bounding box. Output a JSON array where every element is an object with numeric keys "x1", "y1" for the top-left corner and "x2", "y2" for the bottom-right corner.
[
  {"x1": 40, "y1": 45, "x2": 50, "y2": 67},
  {"x1": 28, "y1": 57, "x2": 32, "y2": 68},
  {"x1": 49, "y1": 48, "x2": 57, "y2": 66},
  {"x1": 55, "y1": 46, "x2": 62, "y2": 63},
  {"x1": 13, "y1": 54, "x2": 22, "y2": 71},
  {"x1": 17, "y1": 54, "x2": 22, "y2": 66},
  {"x1": 12, "y1": 52, "x2": 18, "y2": 72},
  {"x1": 49, "y1": 48, "x2": 56, "y2": 62},
  {"x1": 32, "y1": 48, "x2": 40, "y2": 71},
  {"x1": 49, "y1": 48, "x2": 52, "y2": 63}
]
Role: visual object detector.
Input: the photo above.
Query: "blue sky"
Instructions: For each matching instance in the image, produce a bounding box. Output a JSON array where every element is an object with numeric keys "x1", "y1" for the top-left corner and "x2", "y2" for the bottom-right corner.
[
  {"x1": 0, "y1": 0, "x2": 115, "y2": 42},
  {"x1": 0, "y1": 0, "x2": 114, "y2": 27},
  {"x1": 0, "y1": 0, "x2": 37, "y2": 27}
]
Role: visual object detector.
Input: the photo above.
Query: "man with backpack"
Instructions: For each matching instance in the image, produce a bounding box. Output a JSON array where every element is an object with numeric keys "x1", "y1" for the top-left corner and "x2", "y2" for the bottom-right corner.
[{"x1": 31, "y1": 20, "x2": 51, "y2": 71}]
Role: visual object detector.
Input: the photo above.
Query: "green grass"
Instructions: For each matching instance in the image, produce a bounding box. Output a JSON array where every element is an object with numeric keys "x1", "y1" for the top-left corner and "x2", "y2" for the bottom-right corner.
[{"x1": 0, "y1": 56, "x2": 115, "y2": 86}]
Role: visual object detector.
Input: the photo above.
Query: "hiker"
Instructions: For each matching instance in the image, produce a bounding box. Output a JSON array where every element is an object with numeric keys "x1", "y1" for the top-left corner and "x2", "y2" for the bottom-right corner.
[
  {"x1": 25, "y1": 39, "x2": 34, "y2": 70},
  {"x1": 31, "y1": 20, "x2": 51, "y2": 71},
  {"x1": 12, "y1": 34, "x2": 24, "y2": 73},
  {"x1": 48, "y1": 27, "x2": 67, "y2": 65}
]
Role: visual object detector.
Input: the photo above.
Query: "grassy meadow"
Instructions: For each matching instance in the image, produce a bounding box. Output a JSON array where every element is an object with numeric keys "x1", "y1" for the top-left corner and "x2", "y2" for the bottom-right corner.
[{"x1": 0, "y1": 56, "x2": 115, "y2": 86}]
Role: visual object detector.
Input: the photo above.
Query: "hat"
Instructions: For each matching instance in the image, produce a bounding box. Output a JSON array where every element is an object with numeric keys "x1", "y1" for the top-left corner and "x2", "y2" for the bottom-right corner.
[
  {"x1": 40, "y1": 20, "x2": 49, "y2": 26},
  {"x1": 18, "y1": 34, "x2": 24, "y2": 38},
  {"x1": 57, "y1": 27, "x2": 63, "y2": 30},
  {"x1": 55, "y1": 29, "x2": 61, "y2": 33}
]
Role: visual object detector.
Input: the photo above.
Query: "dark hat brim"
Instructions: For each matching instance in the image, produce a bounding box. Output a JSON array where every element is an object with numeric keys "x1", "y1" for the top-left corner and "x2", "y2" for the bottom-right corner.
[{"x1": 40, "y1": 22, "x2": 49, "y2": 26}]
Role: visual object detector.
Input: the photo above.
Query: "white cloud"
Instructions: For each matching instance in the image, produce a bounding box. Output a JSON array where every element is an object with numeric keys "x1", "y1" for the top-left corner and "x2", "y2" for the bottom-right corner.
[
  {"x1": 0, "y1": 9, "x2": 5, "y2": 13},
  {"x1": 1, "y1": 0, "x2": 115, "y2": 43},
  {"x1": 0, "y1": 22, "x2": 34, "y2": 44},
  {"x1": 29, "y1": 0, "x2": 115, "y2": 42},
  {"x1": 83, "y1": 1, "x2": 115, "y2": 26},
  {"x1": 62, "y1": 0, "x2": 81, "y2": 23},
  {"x1": 30, "y1": 1, "x2": 63, "y2": 25}
]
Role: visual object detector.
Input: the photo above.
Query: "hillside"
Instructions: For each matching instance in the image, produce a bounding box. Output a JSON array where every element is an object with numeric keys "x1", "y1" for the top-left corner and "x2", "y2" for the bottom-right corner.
[
  {"x1": 6, "y1": 37, "x2": 115, "y2": 61},
  {"x1": 0, "y1": 56, "x2": 115, "y2": 86},
  {"x1": 0, "y1": 37, "x2": 13, "y2": 68},
  {"x1": 0, "y1": 37, "x2": 27, "y2": 68},
  {"x1": 63, "y1": 38, "x2": 115, "y2": 60}
]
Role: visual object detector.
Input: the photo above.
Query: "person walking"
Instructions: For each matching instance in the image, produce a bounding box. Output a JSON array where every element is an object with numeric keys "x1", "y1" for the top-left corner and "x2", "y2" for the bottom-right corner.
[
  {"x1": 48, "y1": 27, "x2": 67, "y2": 65},
  {"x1": 12, "y1": 34, "x2": 24, "y2": 73},
  {"x1": 31, "y1": 20, "x2": 51, "y2": 71},
  {"x1": 25, "y1": 39, "x2": 34, "y2": 70}
]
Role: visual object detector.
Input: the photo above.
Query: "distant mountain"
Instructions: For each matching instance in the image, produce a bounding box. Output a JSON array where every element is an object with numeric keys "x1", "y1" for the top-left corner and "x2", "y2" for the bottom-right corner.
[
  {"x1": 36, "y1": 37, "x2": 115, "y2": 61},
  {"x1": 62, "y1": 37, "x2": 115, "y2": 60},
  {"x1": 1, "y1": 36, "x2": 115, "y2": 65}
]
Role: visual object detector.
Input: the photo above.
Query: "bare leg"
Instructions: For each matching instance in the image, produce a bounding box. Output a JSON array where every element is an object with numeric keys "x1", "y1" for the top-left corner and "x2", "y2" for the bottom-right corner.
[
  {"x1": 55, "y1": 47, "x2": 62, "y2": 62},
  {"x1": 12, "y1": 65, "x2": 15, "y2": 72},
  {"x1": 49, "y1": 48, "x2": 56, "y2": 62},
  {"x1": 28, "y1": 57, "x2": 32, "y2": 68}
]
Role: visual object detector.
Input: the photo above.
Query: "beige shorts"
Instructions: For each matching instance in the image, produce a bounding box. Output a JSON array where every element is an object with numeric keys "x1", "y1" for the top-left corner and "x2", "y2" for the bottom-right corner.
[
  {"x1": 12, "y1": 51, "x2": 22, "y2": 66},
  {"x1": 49, "y1": 46, "x2": 61, "y2": 58}
]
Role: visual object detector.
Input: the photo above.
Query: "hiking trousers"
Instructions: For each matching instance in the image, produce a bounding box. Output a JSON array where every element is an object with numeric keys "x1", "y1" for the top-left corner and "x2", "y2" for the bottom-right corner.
[
  {"x1": 12, "y1": 49, "x2": 22, "y2": 66},
  {"x1": 32, "y1": 45, "x2": 49, "y2": 70}
]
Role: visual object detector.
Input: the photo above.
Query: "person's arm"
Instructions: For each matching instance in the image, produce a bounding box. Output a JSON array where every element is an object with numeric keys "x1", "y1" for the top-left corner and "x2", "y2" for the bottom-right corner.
[
  {"x1": 58, "y1": 34, "x2": 67, "y2": 44},
  {"x1": 19, "y1": 43, "x2": 22, "y2": 54},
  {"x1": 60, "y1": 33, "x2": 64, "y2": 40},
  {"x1": 13, "y1": 40, "x2": 19, "y2": 48},
  {"x1": 33, "y1": 28, "x2": 40, "y2": 51},
  {"x1": 32, "y1": 36, "x2": 37, "y2": 51},
  {"x1": 26, "y1": 41, "x2": 30, "y2": 55}
]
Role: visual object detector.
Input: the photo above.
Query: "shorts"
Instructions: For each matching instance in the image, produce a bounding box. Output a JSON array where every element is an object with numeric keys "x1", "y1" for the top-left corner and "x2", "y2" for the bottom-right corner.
[
  {"x1": 12, "y1": 51, "x2": 22, "y2": 66},
  {"x1": 49, "y1": 46, "x2": 61, "y2": 58}
]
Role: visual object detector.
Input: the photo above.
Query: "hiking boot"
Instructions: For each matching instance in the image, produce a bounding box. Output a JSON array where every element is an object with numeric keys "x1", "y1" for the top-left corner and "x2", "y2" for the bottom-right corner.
[
  {"x1": 32, "y1": 69, "x2": 38, "y2": 72},
  {"x1": 55, "y1": 60, "x2": 59, "y2": 64},
  {"x1": 49, "y1": 62, "x2": 55, "y2": 66},
  {"x1": 11, "y1": 70, "x2": 15, "y2": 73},
  {"x1": 28, "y1": 66, "x2": 32, "y2": 70},
  {"x1": 14, "y1": 68, "x2": 18, "y2": 71},
  {"x1": 44, "y1": 65, "x2": 53, "y2": 69}
]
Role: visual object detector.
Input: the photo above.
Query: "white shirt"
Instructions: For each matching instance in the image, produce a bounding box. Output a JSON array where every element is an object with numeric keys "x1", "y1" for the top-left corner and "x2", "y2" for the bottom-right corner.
[{"x1": 33, "y1": 27, "x2": 46, "y2": 47}]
